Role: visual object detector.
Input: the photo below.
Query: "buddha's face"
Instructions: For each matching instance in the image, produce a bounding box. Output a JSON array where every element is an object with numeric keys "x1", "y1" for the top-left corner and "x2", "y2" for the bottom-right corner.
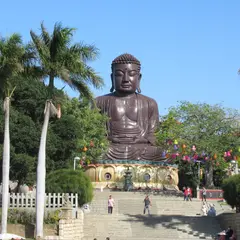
[{"x1": 111, "y1": 63, "x2": 141, "y2": 94}]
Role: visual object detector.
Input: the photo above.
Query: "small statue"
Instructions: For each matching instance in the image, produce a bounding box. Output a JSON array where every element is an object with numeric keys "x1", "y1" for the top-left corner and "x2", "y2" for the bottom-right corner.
[
  {"x1": 62, "y1": 193, "x2": 72, "y2": 208},
  {"x1": 96, "y1": 53, "x2": 165, "y2": 161}
]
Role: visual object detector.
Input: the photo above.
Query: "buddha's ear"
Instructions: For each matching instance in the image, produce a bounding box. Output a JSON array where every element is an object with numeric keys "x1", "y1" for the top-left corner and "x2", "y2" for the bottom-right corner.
[
  {"x1": 110, "y1": 73, "x2": 114, "y2": 92},
  {"x1": 137, "y1": 73, "x2": 142, "y2": 93}
]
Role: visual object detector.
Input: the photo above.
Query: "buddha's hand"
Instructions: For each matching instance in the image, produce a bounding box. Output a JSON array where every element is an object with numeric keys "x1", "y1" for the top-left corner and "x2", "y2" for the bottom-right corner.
[{"x1": 133, "y1": 137, "x2": 148, "y2": 144}]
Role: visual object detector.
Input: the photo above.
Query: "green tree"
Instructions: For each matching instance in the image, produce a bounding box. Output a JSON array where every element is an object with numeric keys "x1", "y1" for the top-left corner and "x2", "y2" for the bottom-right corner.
[
  {"x1": 46, "y1": 169, "x2": 93, "y2": 206},
  {"x1": 29, "y1": 22, "x2": 104, "y2": 238},
  {"x1": 156, "y1": 101, "x2": 240, "y2": 189},
  {"x1": 0, "y1": 33, "x2": 25, "y2": 234},
  {"x1": 30, "y1": 22, "x2": 103, "y2": 97},
  {"x1": 222, "y1": 174, "x2": 240, "y2": 213},
  {"x1": 59, "y1": 97, "x2": 108, "y2": 168},
  {"x1": 10, "y1": 153, "x2": 35, "y2": 187},
  {"x1": 0, "y1": 76, "x2": 108, "y2": 183}
]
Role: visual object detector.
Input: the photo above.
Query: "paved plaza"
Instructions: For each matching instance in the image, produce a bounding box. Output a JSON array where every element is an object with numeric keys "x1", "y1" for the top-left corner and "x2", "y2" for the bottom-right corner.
[{"x1": 83, "y1": 191, "x2": 225, "y2": 240}]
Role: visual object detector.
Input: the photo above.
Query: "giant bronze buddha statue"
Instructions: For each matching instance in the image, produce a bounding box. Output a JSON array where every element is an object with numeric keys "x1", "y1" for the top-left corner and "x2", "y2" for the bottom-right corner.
[{"x1": 96, "y1": 53, "x2": 165, "y2": 161}]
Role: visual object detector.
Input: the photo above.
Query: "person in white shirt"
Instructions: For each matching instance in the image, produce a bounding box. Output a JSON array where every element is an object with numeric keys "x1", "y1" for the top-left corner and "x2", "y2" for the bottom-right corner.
[{"x1": 108, "y1": 195, "x2": 114, "y2": 214}]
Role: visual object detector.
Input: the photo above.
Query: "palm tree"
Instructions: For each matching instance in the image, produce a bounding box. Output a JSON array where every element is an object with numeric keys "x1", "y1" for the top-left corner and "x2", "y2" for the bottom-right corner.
[
  {"x1": 30, "y1": 22, "x2": 104, "y2": 238},
  {"x1": 0, "y1": 33, "x2": 25, "y2": 234}
]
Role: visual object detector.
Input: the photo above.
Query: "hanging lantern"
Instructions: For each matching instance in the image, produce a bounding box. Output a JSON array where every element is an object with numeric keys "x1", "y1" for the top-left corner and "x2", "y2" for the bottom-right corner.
[
  {"x1": 213, "y1": 153, "x2": 217, "y2": 160},
  {"x1": 174, "y1": 139, "x2": 178, "y2": 145},
  {"x1": 162, "y1": 151, "x2": 166, "y2": 158},
  {"x1": 174, "y1": 144, "x2": 178, "y2": 150},
  {"x1": 193, "y1": 154, "x2": 198, "y2": 160},
  {"x1": 83, "y1": 146, "x2": 88, "y2": 152},
  {"x1": 191, "y1": 145, "x2": 197, "y2": 152},
  {"x1": 182, "y1": 144, "x2": 187, "y2": 149}
]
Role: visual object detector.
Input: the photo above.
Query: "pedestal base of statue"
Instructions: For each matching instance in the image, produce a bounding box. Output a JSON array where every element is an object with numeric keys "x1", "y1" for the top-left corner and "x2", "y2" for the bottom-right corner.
[{"x1": 84, "y1": 160, "x2": 179, "y2": 191}]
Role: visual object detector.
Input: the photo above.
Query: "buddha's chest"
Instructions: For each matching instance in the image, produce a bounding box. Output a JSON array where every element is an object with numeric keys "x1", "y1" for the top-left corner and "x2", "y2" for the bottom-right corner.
[{"x1": 110, "y1": 98, "x2": 138, "y2": 121}]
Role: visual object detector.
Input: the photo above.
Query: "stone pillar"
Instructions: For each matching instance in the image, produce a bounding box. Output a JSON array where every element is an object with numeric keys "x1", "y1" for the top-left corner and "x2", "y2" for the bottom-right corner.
[
  {"x1": 60, "y1": 207, "x2": 73, "y2": 219},
  {"x1": 57, "y1": 208, "x2": 84, "y2": 240}
]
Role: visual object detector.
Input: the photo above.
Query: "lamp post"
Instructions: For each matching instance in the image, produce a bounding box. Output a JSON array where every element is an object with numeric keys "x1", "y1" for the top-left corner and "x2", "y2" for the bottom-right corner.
[
  {"x1": 230, "y1": 160, "x2": 239, "y2": 175},
  {"x1": 196, "y1": 160, "x2": 201, "y2": 198},
  {"x1": 74, "y1": 157, "x2": 80, "y2": 170}
]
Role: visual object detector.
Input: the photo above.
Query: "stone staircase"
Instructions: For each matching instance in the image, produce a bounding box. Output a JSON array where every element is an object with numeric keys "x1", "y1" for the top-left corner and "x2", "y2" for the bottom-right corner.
[{"x1": 83, "y1": 191, "x2": 223, "y2": 240}]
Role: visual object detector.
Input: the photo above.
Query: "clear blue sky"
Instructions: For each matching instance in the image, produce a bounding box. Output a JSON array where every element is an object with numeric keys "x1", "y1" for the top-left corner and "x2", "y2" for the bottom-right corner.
[{"x1": 1, "y1": 0, "x2": 240, "y2": 115}]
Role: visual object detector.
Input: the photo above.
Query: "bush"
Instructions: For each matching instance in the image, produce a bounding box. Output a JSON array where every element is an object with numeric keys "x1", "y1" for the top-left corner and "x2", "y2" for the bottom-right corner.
[
  {"x1": 0, "y1": 208, "x2": 60, "y2": 224},
  {"x1": 222, "y1": 174, "x2": 240, "y2": 212},
  {"x1": 46, "y1": 169, "x2": 93, "y2": 206}
]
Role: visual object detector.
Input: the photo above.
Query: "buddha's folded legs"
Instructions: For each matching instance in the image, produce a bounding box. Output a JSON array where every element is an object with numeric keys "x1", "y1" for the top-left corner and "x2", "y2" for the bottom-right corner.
[{"x1": 105, "y1": 144, "x2": 166, "y2": 161}]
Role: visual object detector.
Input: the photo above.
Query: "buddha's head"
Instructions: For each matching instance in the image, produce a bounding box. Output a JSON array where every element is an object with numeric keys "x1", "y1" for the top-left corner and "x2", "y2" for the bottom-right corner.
[{"x1": 110, "y1": 53, "x2": 142, "y2": 94}]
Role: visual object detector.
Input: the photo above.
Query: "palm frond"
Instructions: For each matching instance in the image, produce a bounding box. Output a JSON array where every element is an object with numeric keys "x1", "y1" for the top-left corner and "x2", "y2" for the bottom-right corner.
[
  {"x1": 76, "y1": 64, "x2": 104, "y2": 89},
  {"x1": 61, "y1": 52, "x2": 104, "y2": 89},
  {"x1": 0, "y1": 33, "x2": 25, "y2": 97},
  {"x1": 23, "y1": 65, "x2": 47, "y2": 81},
  {"x1": 58, "y1": 67, "x2": 70, "y2": 81},
  {"x1": 40, "y1": 22, "x2": 51, "y2": 47},
  {"x1": 30, "y1": 30, "x2": 50, "y2": 68},
  {"x1": 5, "y1": 33, "x2": 22, "y2": 46},
  {"x1": 50, "y1": 22, "x2": 76, "y2": 61},
  {"x1": 68, "y1": 75, "x2": 94, "y2": 100},
  {"x1": 29, "y1": 22, "x2": 104, "y2": 98},
  {"x1": 69, "y1": 43, "x2": 99, "y2": 62}
]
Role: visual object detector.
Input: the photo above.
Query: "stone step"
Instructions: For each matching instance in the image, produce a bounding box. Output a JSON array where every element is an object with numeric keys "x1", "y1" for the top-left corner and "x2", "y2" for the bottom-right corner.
[
  {"x1": 83, "y1": 236, "x2": 213, "y2": 240},
  {"x1": 84, "y1": 192, "x2": 222, "y2": 239}
]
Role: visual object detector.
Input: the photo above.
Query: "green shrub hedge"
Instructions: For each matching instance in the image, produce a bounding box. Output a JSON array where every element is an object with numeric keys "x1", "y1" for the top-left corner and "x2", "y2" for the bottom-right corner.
[
  {"x1": 222, "y1": 174, "x2": 240, "y2": 212},
  {"x1": 0, "y1": 208, "x2": 60, "y2": 224},
  {"x1": 46, "y1": 169, "x2": 93, "y2": 206}
]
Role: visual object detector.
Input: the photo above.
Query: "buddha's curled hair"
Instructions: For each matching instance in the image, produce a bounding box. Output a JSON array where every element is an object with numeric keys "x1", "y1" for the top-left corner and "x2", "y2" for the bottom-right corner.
[{"x1": 111, "y1": 53, "x2": 141, "y2": 71}]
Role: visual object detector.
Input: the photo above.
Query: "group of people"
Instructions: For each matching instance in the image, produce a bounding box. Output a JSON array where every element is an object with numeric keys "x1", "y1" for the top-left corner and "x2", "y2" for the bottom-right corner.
[
  {"x1": 217, "y1": 226, "x2": 236, "y2": 240},
  {"x1": 201, "y1": 201, "x2": 216, "y2": 217},
  {"x1": 183, "y1": 186, "x2": 192, "y2": 201},
  {"x1": 107, "y1": 194, "x2": 152, "y2": 215},
  {"x1": 107, "y1": 194, "x2": 237, "y2": 239}
]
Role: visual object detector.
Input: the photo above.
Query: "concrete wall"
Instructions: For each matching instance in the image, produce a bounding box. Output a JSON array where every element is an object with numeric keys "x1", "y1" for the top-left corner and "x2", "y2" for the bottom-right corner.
[
  {"x1": 0, "y1": 223, "x2": 56, "y2": 239},
  {"x1": 217, "y1": 212, "x2": 240, "y2": 238}
]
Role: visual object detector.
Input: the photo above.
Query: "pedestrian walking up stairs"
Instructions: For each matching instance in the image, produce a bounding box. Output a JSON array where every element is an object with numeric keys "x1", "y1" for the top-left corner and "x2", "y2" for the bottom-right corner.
[{"x1": 83, "y1": 190, "x2": 223, "y2": 240}]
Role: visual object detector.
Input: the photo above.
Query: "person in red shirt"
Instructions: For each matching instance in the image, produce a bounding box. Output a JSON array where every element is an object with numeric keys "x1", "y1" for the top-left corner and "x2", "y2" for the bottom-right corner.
[
  {"x1": 185, "y1": 187, "x2": 192, "y2": 201},
  {"x1": 184, "y1": 187, "x2": 188, "y2": 201}
]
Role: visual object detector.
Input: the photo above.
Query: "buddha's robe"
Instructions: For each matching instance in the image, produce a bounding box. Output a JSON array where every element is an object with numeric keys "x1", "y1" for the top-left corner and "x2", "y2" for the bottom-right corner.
[{"x1": 95, "y1": 93, "x2": 165, "y2": 161}]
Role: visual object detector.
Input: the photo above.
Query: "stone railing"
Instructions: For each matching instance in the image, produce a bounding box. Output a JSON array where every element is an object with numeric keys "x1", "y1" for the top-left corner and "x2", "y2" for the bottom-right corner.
[{"x1": 0, "y1": 193, "x2": 78, "y2": 209}]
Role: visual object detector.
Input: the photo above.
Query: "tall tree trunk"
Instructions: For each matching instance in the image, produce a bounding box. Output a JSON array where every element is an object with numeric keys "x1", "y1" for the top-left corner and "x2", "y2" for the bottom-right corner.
[
  {"x1": 205, "y1": 161, "x2": 214, "y2": 188},
  {"x1": 1, "y1": 97, "x2": 10, "y2": 234},
  {"x1": 36, "y1": 101, "x2": 51, "y2": 239},
  {"x1": 48, "y1": 74, "x2": 54, "y2": 98}
]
